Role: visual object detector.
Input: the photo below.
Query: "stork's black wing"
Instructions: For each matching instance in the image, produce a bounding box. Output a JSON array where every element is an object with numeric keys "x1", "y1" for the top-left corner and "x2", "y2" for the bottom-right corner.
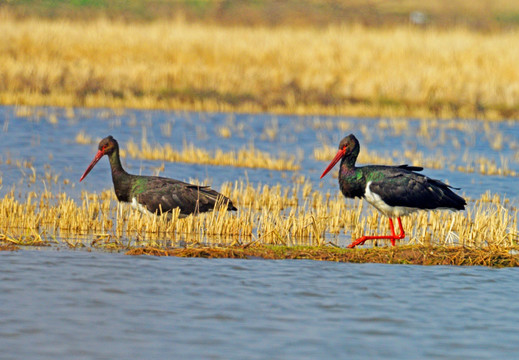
[
  {"x1": 133, "y1": 176, "x2": 236, "y2": 216},
  {"x1": 366, "y1": 166, "x2": 466, "y2": 211}
]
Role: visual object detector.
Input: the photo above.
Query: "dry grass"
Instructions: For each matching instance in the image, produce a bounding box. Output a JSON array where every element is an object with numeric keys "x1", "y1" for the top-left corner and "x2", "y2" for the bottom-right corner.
[
  {"x1": 0, "y1": 231, "x2": 51, "y2": 247},
  {"x1": 0, "y1": 179, "x2": 517, "y2": 250},
  {"x1": 75, "y1": 130, "x2": 94, "y2": 145},
  {"x1": 121, "y1": 136, "x2": 300, "y2": 171},
  {"x1": 0, "y1": 242, "x2": 19, "y2": 251},
  {"x1": 2, "y1": 11, "x2": 519, "y2": 119},
  {"x1": 126, "y1": 245, "x2": 519, "y2": 267}
]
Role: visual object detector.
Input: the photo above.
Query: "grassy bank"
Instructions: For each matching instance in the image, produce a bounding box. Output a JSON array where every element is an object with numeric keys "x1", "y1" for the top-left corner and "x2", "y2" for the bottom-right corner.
[
  {"x1": 3, "y1": 240, "x2": 518, "y2": 267},
  {"x1": 0, "y1": 243, "x2": 19, "y2": 252},
  {"x1": 2, "y1": 12, "x2": 519, "y2": 119},
  {"x1": 126, "y1": 245, "x2": 519, "y2": 267}
]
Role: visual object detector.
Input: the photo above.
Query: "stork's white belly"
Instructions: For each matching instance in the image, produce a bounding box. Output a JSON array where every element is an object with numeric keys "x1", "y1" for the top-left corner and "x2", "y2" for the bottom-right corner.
[
  {"x1": 131, "y1": 197, "x2": 154, "y2": 215},
  {"x1": 131, "y1": 197, "x2": 188, "y2": 218},
  {"x1": 364, "y1": 181, "x2": 418, "y2": 217}
]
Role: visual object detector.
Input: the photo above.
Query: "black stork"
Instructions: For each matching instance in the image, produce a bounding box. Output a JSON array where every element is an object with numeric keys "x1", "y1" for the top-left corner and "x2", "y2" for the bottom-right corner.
[
  {"x1": 320, "y1": 134, "x2": 466, "y2": 248},
  {"x1": 80, "y1": 135, "x2": 237, "y2": 218}
]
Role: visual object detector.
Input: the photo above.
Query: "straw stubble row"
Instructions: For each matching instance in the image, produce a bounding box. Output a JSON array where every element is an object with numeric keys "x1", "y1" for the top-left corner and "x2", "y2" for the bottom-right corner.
[{"x1": 0, "y1": 181, "x2": 516, "y2": 249}]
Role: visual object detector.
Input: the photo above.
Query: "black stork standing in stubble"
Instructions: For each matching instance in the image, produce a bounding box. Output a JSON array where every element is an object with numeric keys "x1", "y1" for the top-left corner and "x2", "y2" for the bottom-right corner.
[
  {"x1": 80, "y1": 136, "x2": 237, "y2": 217},
  {"x1": 320, "y1": 134, "x2": 466, "y2": 248}
]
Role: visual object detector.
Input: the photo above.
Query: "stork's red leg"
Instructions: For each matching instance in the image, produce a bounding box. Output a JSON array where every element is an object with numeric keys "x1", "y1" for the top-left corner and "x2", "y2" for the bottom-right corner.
[
  {"x1": 396, "y1": 217, "x2": 405, "y2": 238},
  {"x1": 347, "y1": 217, "x2": 406, "y2": 248},
  {"x1": 388, "y1": 218, "x2": 396, "y2": 246}
]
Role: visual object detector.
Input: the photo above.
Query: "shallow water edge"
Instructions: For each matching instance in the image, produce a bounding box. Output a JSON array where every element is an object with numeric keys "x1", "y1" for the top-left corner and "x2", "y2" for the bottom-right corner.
[{"x1": 4, "y1": 244, "x2": 519, "y2": 267}]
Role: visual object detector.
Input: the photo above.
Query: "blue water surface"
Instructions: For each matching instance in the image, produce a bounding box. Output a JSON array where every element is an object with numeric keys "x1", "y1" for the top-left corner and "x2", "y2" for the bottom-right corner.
[
  {"x1": 1, "y1": 105, "x2": 518, "y2": 199},
  {"x1": 1, "y1": 106, "x2": 519, "y2": 359},
  {"x1": 1, "y1": 249, "x2": 518, "y2": 360}
]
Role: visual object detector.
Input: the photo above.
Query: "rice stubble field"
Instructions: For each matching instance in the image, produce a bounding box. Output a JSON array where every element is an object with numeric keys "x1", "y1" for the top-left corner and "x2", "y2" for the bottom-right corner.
[{"x1": 2, "y1": 11, "x2": 519, "y2": 120}]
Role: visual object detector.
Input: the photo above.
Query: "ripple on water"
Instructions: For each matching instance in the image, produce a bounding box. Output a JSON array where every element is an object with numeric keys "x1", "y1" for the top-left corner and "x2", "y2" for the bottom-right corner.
[{"x1": 0, "y1": 250, "x2": 519, "y2": 359}]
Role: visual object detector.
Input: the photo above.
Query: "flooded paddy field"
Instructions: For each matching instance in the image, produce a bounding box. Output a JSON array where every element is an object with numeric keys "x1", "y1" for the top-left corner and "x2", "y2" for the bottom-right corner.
[
  {"x1": 3, "y1": 105, "x2": 518, "y2": 199},
  {"x1": 0, "y1": 105, "x2": 517, "y2": 248},
  {"x1": 1, "y1": 105, "x2": 519, "y2": 358}
]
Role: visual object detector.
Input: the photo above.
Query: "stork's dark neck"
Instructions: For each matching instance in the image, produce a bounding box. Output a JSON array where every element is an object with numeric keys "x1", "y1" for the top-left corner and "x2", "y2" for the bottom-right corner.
[
  {"x1": 342, "y1": 150, "x2": 358, "y2": 170},
  {"x1": 108, "y1": 148, "x2": 132, "y2": 202},
  {"x1": 108, "y1": 148, "x2": 127, "y2": 175},
  {"x1": 338, "y1": 150, "x2": 365, "y2": 199}
]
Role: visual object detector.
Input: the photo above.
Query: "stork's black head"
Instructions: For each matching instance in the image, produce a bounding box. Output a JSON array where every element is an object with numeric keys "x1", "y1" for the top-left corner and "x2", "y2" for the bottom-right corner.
[
  {"x1": 80, "y1": 135, "x2": 119, "y2": 182},
  {"x1": 320, "y1": 134, "x2": 360, "y2": 179},
  {"x1": 98, "y1": 135, "x2": 119, "y2": 156},
  {"x1": 338, "y1": 134, "x2": 360, "y2": 157}
]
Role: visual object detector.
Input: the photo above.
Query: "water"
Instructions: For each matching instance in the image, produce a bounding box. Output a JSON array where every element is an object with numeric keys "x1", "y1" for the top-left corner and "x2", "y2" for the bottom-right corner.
[
  {"x1": 1, "y1": 105, "x2": 518, "y2": 200},
  {"x1": 1, "y1": 249, "x2": 519, "y2": 359},
  {"x1": 1, "y1": 106, "x2": 519, "y2": 358}
]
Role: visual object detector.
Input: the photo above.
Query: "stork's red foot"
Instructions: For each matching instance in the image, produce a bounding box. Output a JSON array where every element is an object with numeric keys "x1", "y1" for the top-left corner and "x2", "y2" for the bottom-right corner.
[{"x1": 347, "y1": 217, "x2": 405, "y2": 248}]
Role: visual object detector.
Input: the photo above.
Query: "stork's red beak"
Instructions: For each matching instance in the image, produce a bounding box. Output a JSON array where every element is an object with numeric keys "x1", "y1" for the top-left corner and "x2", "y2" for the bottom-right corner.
[
  {"x1": 80, "y1": 150, "x2": 105, "y2": 182},
  {"x1": 320, "y1": 148, "x2": 346, "y2": 179}
]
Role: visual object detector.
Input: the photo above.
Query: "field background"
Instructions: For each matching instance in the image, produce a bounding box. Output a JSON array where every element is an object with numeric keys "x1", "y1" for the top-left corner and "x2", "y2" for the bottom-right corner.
[{"x1": 3, "y1": 0, "x2": 519, "y2": 119}]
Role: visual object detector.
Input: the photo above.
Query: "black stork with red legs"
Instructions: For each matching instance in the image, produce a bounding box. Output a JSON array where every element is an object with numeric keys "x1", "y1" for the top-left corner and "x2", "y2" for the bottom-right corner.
[
  {"x1": 320, "y1": 134, "x2": 466, "y2": 248},
  {"x1": 80, "y1": 136, "x2": 237, "y2": 218}
]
